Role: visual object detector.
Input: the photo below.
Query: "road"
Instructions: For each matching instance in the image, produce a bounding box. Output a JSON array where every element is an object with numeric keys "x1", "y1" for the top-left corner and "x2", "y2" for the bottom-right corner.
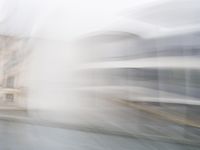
[
  {"x1": 0, "y1": 98, "x2": 199, "y2": 149},
  {"x1": 0, "y1": 119, "x2": 199, "y2": 150}
]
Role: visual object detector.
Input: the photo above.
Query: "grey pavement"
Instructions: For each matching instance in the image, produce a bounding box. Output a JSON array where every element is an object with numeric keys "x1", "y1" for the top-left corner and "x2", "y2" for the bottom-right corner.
[
  {"x1": 0, "y1": 98, "x2": 199, "y2": 149},
  {"x1": 0, "y1": 119, "x2": 199, "y2": 150}
]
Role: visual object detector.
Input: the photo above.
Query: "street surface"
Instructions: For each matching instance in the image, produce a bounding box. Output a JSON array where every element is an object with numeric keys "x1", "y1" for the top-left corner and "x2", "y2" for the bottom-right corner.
[{"x1": 0, "y1": 98, "x2": 199, "y2": 149}]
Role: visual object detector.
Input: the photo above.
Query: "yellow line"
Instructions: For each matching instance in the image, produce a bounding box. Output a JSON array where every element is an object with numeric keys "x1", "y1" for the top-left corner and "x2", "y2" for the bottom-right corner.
[{"x1": 115, "y1": 99, "x2": 200, "y2": 128}]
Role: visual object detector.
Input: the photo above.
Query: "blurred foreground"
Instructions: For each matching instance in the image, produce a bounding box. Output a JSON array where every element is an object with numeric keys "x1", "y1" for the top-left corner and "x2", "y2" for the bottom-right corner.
[{"x1": 0, "y1": 0, "x2": 200, "y2": 149}]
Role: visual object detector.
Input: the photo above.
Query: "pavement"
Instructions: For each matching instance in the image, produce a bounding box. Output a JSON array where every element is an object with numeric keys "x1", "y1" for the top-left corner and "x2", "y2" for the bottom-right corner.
[
  {"x1": 0, "y1": 98, "x2": 199, "y2": 149},
  {"x1": 0, "y1": 119, "x2": 200, "y2": 150}
]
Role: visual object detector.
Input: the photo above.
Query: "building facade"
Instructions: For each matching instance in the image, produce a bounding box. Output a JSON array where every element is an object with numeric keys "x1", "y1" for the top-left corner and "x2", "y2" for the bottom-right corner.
[{"x1": 0, "y1": 35, "x2": 32, "y2": 109}]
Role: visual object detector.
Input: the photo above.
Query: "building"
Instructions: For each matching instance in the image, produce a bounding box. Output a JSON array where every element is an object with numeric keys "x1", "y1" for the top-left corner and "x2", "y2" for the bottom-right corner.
[{"x1": 0, "y1": 35, "x2": 32, "y2": 109}]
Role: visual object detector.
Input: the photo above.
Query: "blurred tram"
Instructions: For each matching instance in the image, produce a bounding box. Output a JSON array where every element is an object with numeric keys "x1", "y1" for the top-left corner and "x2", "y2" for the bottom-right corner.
[{"x1": 78, "y1": 31, "x2": 200, "y2": 106}]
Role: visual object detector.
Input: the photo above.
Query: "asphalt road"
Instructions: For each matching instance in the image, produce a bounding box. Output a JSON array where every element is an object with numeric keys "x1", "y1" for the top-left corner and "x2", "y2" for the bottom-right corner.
[
  {"x1": 0, "y1": 98, "x2": 199, "y2": 149},
  {"x1": 0, "y1": 119, "x2": 199, "y2": 150}
]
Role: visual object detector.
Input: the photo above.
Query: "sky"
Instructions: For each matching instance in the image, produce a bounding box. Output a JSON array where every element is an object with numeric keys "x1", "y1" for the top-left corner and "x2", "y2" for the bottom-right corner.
[{"x1": 0, "y1": 0, "x2": 160, "y2": 41}]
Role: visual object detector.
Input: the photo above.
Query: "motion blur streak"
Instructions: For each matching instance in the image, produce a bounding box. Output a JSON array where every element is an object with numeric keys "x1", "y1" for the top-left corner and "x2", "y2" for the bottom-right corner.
[{"x1": 0, "y1": 0, "x2": 199, "y2": 149}]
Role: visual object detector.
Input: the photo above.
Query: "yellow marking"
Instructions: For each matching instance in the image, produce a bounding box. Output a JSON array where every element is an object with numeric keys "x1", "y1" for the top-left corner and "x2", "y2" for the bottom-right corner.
[{"x1": 115, "y1": 98, "x2": 200, "y2": 128}]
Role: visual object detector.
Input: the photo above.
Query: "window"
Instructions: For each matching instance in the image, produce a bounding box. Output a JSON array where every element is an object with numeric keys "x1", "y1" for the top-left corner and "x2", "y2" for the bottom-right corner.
[
  {"x1": 5, "y1": 94, "x2": 14, "y2": 102},
  {"x1": 6, "y1": 76, "x2": 15, "y2": 88}
]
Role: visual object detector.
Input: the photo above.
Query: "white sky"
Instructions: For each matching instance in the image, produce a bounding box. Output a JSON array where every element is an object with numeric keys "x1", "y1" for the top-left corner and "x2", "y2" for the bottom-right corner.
[
  {"x1": 0, "y1": 0, "x2": 199, "y2": 40},
  {"x1": 0, "y1": 0, "x2": 159, "y2": 41}
]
